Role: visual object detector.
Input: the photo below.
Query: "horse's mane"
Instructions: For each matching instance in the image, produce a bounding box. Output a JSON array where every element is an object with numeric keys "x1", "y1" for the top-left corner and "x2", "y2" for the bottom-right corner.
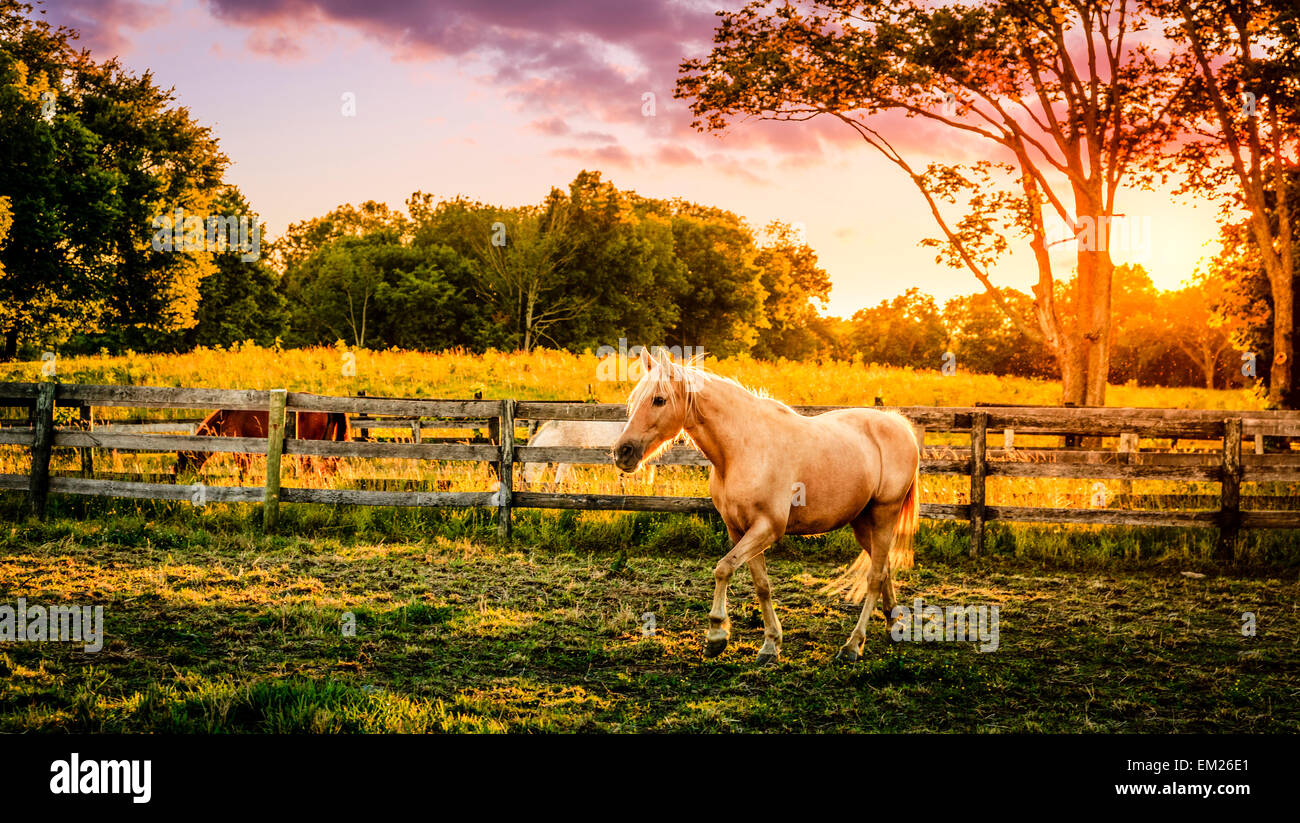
[{"x1": 627, "y1": 349, "x2": 794, "y2": 420}]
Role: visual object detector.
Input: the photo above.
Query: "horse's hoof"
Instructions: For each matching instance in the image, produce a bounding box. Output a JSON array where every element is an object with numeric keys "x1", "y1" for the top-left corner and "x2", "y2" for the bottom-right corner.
[
  {"x1": 755, "y1": 652, "x2": 779, "y2": 666},
  {"x1": 704, "y1": 638, "x2": 728, "y2": 658},
  {"x1": 835, "y1": 647, "x2": 859, "y2": 664}
]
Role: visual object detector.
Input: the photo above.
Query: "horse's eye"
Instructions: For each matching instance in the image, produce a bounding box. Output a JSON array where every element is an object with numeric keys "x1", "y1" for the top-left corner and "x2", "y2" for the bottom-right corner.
[{"x1": 652, "y1": 396, "x2": 666, "y2": 407}]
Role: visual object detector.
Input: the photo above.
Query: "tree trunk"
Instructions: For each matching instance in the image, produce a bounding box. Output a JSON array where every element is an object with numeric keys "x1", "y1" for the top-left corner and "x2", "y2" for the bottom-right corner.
[
  {"x1": 1, "y1": 327, "x2": 16, "y2": 362},
  {"x1": 1058, "y1": 336, "x2": 1086, "y2": 406},
  {"x1": 1269, "y1": 267, "x2": 1294, "y2": 407},
  {"x1": 1084, "y1": 252, "x2": 1113, "y2": 406}
]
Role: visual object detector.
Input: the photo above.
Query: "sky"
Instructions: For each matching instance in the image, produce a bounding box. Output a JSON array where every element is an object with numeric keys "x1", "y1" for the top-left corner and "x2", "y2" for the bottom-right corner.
[{"x1": 41, "y1": 0, "x2": 1229, "y2": 318}]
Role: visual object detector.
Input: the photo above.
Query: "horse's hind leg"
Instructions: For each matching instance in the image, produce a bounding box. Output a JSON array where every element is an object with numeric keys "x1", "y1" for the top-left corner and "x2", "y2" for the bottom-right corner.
[
  {"x1": 837, "y1": 502, "x2": 901, "y2": 662},
  {"x1": 747, "y1": 554, "x2": 782, "y2": 665},
  {"x1": 880, "y1": 574, "x2": 900, "y2": 635}
]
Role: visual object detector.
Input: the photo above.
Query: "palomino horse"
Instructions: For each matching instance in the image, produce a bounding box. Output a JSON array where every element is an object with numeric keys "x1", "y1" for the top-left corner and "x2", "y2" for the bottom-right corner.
[
  {"x1": 176, "y1": 409, "x2": 351, "y2": 475},
  {"x1": 614, "y1": 348, "x2": 920, "y2": 664}
]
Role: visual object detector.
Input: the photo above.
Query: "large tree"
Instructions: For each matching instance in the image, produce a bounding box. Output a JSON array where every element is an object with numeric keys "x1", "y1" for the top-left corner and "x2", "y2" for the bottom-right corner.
[
  {"x1": 678, "y1": 0, "x2": 1181, "y2": 405},
  {"x1": 0, "y1": 0, "x2": 227, "y2": 358},
  {"x1": 1147, "y1": 0, "x2": 1300, "y2": 406},
  {"x1": 658, "y1": 201, "x2": 767, "y2": 356}
]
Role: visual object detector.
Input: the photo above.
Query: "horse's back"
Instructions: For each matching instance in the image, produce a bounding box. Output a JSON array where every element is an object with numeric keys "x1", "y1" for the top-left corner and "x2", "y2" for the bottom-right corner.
[
  {"x1": 531, "y1": 420, "x2": 624, "y2": 448},
  {"x1": 766, "y1": 407, "x2": 917, "y2": 524}
]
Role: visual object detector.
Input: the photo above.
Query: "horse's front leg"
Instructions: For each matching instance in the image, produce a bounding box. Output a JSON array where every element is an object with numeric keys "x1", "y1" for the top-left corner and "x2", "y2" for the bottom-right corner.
[
  {"x1": 747, "y1": 553, "x2": 782, "y2": 665},
  {"x1": 706, "y1": 520, "x2": 776, "y2": 658}
]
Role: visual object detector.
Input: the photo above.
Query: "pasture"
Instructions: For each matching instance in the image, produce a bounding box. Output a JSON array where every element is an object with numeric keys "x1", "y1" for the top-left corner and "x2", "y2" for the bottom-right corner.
[
  {"x1": 0, "y1": 505, "x2": 1295, "y2": 733},
  {"x1": 0, "y1": 347, "x2": 1296, "y2": 733}
]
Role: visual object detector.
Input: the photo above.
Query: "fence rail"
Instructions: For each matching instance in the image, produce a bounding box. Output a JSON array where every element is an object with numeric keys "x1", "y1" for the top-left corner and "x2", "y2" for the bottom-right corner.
[{"x1": 2, "y1": 382, "x2": 1300, "y2": 561}]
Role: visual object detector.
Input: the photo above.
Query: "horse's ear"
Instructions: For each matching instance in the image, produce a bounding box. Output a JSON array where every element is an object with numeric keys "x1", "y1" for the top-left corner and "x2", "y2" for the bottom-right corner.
[{"x1": 639, "y1": 346, "x2": 653, "y2": 372}]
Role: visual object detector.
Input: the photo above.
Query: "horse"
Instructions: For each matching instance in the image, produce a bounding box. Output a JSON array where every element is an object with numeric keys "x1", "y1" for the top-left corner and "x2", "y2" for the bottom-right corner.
[
  {"x1": 176, "y1": 409, "x2": 351, "y2": 475},
  {"x1": 613, "y1": 347, "x2": 920, "y2": 664},
  {"x1": 521, "y1": 420, "x2": 657, "y2": 489}
]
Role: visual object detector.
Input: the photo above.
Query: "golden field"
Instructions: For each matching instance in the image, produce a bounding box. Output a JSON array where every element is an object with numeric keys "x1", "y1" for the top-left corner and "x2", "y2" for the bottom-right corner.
[{"x1": 0, "y1": 342, "x2": 1262, "y2": 410}]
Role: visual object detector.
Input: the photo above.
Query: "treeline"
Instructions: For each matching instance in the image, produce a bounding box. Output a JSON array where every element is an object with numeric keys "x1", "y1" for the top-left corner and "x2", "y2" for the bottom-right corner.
[
  {"x1": 14, "y1": 163, "x2": 1255, "y2": 390},
  {"x1": 251, "y1": 170, "x2": 834, "y2": 361},
  {"x1": 62, "y1": 161, "x2": 1242, "y2": 389},
  {"x1": 837, "y1": 266, "x2": 1247, "y2": 390}
]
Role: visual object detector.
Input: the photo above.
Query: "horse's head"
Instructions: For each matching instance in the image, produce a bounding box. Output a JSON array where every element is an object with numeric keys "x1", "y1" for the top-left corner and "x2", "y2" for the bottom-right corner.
[{"x1": 614, "y1": 347, "x2": 695, "y2": 473}]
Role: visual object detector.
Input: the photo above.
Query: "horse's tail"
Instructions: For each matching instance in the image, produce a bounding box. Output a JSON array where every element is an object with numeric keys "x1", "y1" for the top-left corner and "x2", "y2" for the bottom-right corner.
[
  {"x1": 823, "y1": 464, "x2": 920, "y2": 604},
  {"x1": 891, "y1": 464, "x2": 919, "y2": 572}
]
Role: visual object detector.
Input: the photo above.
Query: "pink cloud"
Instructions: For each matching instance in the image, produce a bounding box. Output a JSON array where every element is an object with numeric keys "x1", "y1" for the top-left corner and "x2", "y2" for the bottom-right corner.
[{"x1": 42, "y1": 0, "x2": 169, "y2": 57}]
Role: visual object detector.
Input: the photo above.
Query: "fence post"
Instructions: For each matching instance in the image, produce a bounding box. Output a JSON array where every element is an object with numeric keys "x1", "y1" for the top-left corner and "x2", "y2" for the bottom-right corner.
[
  {"x1": 497, "y1": 398, "x2": 515, "y2": 540},
  {"x1": 28, "y1": 381, "x2": 56, "y2": 519},
  {"x1": 263, "y1": 389, "x2": 287, "y2": 534},
  {"x1": 78, "y1": 404, "x2": 94, "y2": 477},
  {"x1": 970, "y1": 411, "x2": 988, "y2": 557},
  {"x1": 1218, "y1": 417, "x2": 1242, "y2": 562},
  {"x1": 487, "y1": 403, "x2": 501, "y2": 481},
  {"x1": 1117, "y1": 432, "x2": 1137, "y2": 496}
]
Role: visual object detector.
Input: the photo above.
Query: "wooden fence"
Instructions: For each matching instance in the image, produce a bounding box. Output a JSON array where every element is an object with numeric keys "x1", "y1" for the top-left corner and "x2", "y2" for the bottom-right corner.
[{"x1": 2, "y1": 381, "x2": 1300, "y2": 561}]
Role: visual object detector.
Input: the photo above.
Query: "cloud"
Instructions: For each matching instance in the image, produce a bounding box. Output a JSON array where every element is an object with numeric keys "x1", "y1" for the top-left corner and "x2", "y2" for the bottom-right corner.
[
  {"x1": 551, "y1": 142, "x2": 638, "y2": 169},
  {"x1": 42, "y1": 0, "x2": 170, "y2": 57},
  {"x1": 527, "y1": 116, "x2": 571, "y2": 136},
  {"x1": 654, "y1": 144, "x2": 700, "y2": 166},
  {"x1": 50, "y1": 0, "x2": 982, "y2": 167}
]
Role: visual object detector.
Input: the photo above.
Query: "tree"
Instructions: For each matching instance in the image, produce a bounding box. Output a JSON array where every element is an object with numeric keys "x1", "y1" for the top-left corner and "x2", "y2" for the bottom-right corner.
[
  {"x1": 0, "y1": 1, "x2": 228, "y2": 357},
  {"x1": 370, "y1": 245, "x2": 478, "y2": 352},
  {"x1": 847, "y1": 287, "x2": 948, "y2": 368},
  {"x1": 677, "y1": 0, "x2": 1181, "y2": 405},
  {"x1": 1163, "y1": 272, "x2": 1237, "y2": 389},
  {"x1": 472, "y1": 198, "x2": 585, "y2": 353},
  {"x1": 273, "y1": 200, "x2": 409, "y2": 274},
  {"x1": 943, "y1": 286, "x2": 1055, "y2": 377},
  {"x1": 560, "y1": 172, "x2": 686, "y2": 351},
  {"x1": 283, "y1": 234, "x2": 398, "y2": 348},
  {"x1": 184, "y1": 186, "x2": 288, "y2": 349},
  {"x1": 1208, "y1": 215, "x2": 1292, "y2": 394},
  {"x1": 1098, "y1": 263, "x2": 1162, "y2": 385},
  {"x1": 666, "y1": 203, "x2": 767, "y2": 356},
  {"x1": 78, "y1": 58, "x2": 227, "y2": 343},
  {"x1": 752, "y1": 221, "x2": 833, "y2": 360},
  {"x1": 1145, "y1": 0, "x2": 1299, "y2": 406},
  {"x1": 0, "y1": 1, "x2": 116, "y2": 358}
]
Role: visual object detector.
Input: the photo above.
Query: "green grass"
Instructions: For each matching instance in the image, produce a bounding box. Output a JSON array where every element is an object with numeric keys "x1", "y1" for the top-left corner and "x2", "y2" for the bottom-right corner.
[{"x1": 1, "y1": 499, "x2": 1295, "y2": 733}]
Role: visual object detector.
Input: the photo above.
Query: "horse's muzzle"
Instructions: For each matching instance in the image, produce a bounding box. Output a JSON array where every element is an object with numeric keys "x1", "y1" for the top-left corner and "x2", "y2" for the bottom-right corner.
[{"x1": 613, "y1": 441, "x2": 641, "y2": 473}]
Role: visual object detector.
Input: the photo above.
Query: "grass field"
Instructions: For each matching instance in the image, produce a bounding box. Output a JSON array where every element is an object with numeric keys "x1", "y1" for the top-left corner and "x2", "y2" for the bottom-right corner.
[
  {"x1": 0, "y1": 347, "x2": 1295, "y2": 733},
  {"x1": 1, "y1": 506, "x2": 1294, "y2": 733}
]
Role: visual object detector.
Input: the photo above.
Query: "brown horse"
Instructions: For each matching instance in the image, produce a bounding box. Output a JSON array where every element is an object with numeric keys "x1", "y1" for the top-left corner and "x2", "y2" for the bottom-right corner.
[
  {"x1": 176, "y1": 410, "x2": 351, "y2": 475},
  {"x1": 614, "y1": 348, "x2": 920, "y2": 664}
]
